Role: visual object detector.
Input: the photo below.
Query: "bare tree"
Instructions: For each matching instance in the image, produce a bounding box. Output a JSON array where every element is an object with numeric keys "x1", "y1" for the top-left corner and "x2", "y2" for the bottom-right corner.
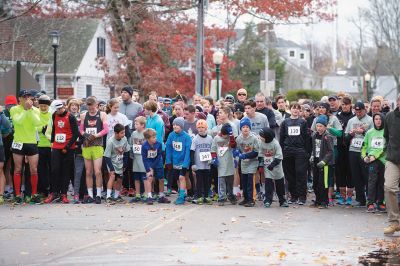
[{"x1": 362, "y1": 0, "x2": 400, "y2": 94}]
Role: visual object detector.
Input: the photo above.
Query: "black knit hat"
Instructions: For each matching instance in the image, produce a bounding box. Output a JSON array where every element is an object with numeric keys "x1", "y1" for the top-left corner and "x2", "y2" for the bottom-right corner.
[
  {"x1": 259, "y1": 127, "x2": 275, "y2": 143},
  {"x1": 121, "y1": 86, "x2": 133, "y2": 97}
]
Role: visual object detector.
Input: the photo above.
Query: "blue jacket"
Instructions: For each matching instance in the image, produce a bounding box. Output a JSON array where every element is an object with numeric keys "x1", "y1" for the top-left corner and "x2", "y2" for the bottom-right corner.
[
  {"x1": 141, "y1": 140, "x2": 163, "y2": 173},
  {"x1": 166, "y1": 130, "x2": 191, "y2": 169},
  {"x1": 146, "y1": 113, "x2": 165, "y2": 149}
]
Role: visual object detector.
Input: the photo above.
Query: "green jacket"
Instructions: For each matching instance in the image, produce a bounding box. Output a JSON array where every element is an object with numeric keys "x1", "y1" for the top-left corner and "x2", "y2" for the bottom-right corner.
[
  {"x1": 10, "y1": 105, "x2": 43, "y2": 144},
  {"x1": 361, "y1": 127, "x2": 385, "y2": 164},
  {"x1": 37, "y1": 111, "x2": 51, "y2": 148}
]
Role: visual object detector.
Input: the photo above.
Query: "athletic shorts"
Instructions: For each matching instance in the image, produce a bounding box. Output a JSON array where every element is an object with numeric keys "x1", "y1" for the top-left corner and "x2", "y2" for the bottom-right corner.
[
  {"x1": 11, "y1": 143, "x2": 38, "y2": 156},
  {"x1": 142, "y1": 168, "x2": 164, "y2": 181},
  {"x1": 133, "y1": 172, "x2": 146, "y2": 181},
  {"x1": 82, "y1": 146, "x2": 104, "y2": 160},
  {"x1": 0, "y1": 145, "x2": 5, "y2": 162}
]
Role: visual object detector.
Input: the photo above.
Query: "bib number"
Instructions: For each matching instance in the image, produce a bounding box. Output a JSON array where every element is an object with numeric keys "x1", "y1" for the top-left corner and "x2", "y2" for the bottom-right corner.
[
  {"x1": 288, "y1": 126, "x2": 300, "y2": 136},
  {"x1": 85, "y1": 128, "x2": 97, "y2": 135},
  {"x1": 371, "y1": 138, "x2": 384, "y2": 149},
  {"x1": 351, "y1": 138, "x2": 363, "y2": 148},
  {"x1": 173, "y1": 141, "x2": 182, "y2": 152},
  {"x1": 199, "y1": 152, "x2": 212, "y2": 162},
  {"x1": 55, "y1": 133, "x2": 66, "y2": 143},
  {"x1": 12, "y1": 142, "x2": 23, "y2": 150},
  {"x1": 148, "y1": 150, "x2": 157, "y2": 159},
  {"x1": 132, "y1": 144, "x2": 142, "y2": 154},
  {"x1": 315, "y1": 139, "x2": 321, "y2": 157},
  {"x1": 218, "y1": 146, "x2": 228, "y2": 157},
  {"x1": 264, "y1": 156, "x2": 273, "y2": 166},
  {"x1": 116, "y1": 154, "x2": 123, "y2": 162}
]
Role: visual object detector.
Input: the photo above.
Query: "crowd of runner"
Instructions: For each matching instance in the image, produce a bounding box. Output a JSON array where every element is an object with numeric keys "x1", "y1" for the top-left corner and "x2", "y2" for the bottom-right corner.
[{"x1": 1, "y1": 86, "x2": 400, "y2": 235}]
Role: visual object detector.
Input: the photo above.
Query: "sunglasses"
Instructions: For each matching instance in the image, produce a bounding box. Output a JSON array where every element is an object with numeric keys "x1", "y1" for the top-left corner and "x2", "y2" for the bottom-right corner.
[{"x1": 237, "y1": 93, "x2": 247, "y2": 96}]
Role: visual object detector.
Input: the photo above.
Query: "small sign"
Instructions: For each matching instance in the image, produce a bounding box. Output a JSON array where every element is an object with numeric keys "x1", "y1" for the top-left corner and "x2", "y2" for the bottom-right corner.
[{"x1": 58, "y1": 87, "x2": 74, "y2": 99}]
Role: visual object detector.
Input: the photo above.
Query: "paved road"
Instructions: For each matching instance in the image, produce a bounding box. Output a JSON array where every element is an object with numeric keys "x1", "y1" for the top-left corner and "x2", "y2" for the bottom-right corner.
[{"x1": 0, "y1": 199, "x2": 390, "y2": 265}]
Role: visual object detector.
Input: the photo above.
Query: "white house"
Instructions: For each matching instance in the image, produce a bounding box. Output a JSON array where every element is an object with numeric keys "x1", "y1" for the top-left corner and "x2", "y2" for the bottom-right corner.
[{"x1": 0, "y1": 18, "x2": 117, "y2": 100}]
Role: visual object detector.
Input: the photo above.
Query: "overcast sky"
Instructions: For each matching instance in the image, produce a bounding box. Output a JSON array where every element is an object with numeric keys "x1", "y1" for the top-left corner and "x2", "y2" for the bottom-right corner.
[{"x1": 203, "y1": 0, "x2": 366, "y2": 46}]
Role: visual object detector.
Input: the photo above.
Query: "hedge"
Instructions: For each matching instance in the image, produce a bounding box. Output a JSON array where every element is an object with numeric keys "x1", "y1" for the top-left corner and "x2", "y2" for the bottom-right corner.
[{"x1": 285, "y1": 89, "x2": 334, "y2": 102}]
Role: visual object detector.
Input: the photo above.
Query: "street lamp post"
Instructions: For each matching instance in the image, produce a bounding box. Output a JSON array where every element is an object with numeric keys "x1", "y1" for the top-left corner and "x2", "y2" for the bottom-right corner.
[
  {"x1": 49, "y1": 30, "x2": 60, "y2": 99},
  {"x1": 364, "y1": 72, "x2": 371, "y2": 101},
  {"x1": 212, "y1": 50, "x2": 223, "y2": 100}
]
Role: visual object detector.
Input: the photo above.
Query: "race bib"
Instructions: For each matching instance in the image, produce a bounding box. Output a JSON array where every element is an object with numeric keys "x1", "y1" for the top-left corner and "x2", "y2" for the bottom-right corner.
[
  {"x1": 218, "y1": 146, "x2": 228, "y2": 157},
  {"x1": 12, "y1": 142, "x2": 23, "y2": 150},
  {"x1": 264, "y1": 156, "x2": 273, "y2": 166},
  {"x1": 85, "y1": 127, "x2": 97, "y2": 135},
  {"x1": 351, "y1": 138, "x2": 363, "y2": 148},
  {"x1": 199, "y1": 151, "x2": 212, "y2": 162},
  {"x1": 55, "y1": 133, "x2": 66, "y2": 143},
  {"x1": 173, "y1": 141, "x2": 183, "y2": 152},
  {"x1": 148, "y1": 150, "x2": 157, "y2": 159},
  {"x1": 116, "y1": 154, "x2": 123, "y2": 162},
  {"x1": 371, "y1": 138, "x2": 384, "y2": 149},
  {"x1": 132, "y1": 144, "x2": 142, "y2": 154},
  {"x1": 288, "y1": 126, "x2": 300, "y2": 136}
]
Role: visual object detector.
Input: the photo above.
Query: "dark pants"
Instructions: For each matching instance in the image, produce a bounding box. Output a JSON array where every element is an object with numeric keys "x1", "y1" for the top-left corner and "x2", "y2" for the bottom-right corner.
[
  {"x1": 195, "y1": 169, "x2": 211, "y2": 198},
  {"x1": 241, "y1": 173, "x2": 254, "y2": 202},
  {"x1": 283, "y1": 154, "x2": 308, "y2": 201},
  {"x1": 123, "y1": 156, "x2": 134, "y2": 189},
  {"x1": 38, "y1": 147, "x2": 51, "y2": 195},
  {"x1": 264, "y1": 178, "x2": 286, "y2": 204},
  {"x1": 349, "y1": 151, "x2": 368, "y2": 204},
  {"x1": 367, "y1": 160, "x2": 385, "y2": 205},
  {"x1": 336, "y1": 148, "x2": 353, "y2": 188},
  {"x1": 51, "y1": 149, "x2": 74, "y2": 194},
  {"x1": 211, "y1": 165, "x2": 218, "y2": 194},
  {"x1": 313, "y1": 165, "x2": 330, "y2": 205}
]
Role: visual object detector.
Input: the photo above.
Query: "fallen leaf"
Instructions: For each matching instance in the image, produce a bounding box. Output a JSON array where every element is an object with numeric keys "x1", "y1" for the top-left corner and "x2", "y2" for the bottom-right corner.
[
  {"x1": 264, "y1": 251, "x2": 271, "y2": 257},
  {"x1": 279, "y1": 251, "x2": 287, "y2": 260}
]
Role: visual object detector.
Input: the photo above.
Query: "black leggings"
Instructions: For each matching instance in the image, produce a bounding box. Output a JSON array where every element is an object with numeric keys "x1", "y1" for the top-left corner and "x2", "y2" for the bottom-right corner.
[{"x1": 195, "y1": 169, "x2": 211, "y2": 198}]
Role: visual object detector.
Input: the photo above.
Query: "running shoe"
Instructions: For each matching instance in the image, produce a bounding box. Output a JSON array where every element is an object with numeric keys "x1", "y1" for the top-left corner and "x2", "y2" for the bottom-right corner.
[
  {"x1": 175, "y1": 197, "x2": 185, "y2": 205},
  {"x1": 318, "y1": 204, "x2": 328, "y2": 209},
  {"x1": 264, "y1": 202, "x2": 271, "y2": 208},
  {"x1": 72, "y1": 195, "x2": 80, "y2": 204},
  {"x1": 185, "y1": 196, "x2": 194, "y2": 202},
  {"x1": 217, "y1": 199, "x2": 225, "y2": 206},
  {"x1": 106, "y1": 197, "x2": 115, "y2": 205},
  {"x1": 24, "y1": 195, "x2": 31, "y2": 204},
  {"x1": 280, "y1": 201, "x2": 289, "y2": 208},
  {"x1": 345, "y1": 197, "x2": 352, "y2": 206},
  {"x1": 204, "y1": 197, "x2": 213, "y2": 205},
  {"x1": 352, "y1": 201, "x2": 366, "y2": 208},
  {"x1": 114, "y1": 196, "x2": 125, "y2": 204},
  {"x1": 165, "y1": 189, "x2": 172, "y2": 196},
  {"x1": 257, "y1": 192, "x2": 264, "y2": 201},
  {"x1": 120, "y1": 188, "x2": 128, "y2": 196},
  {"x1": 244, "y1": 200, "x2": 255, "y2": 207},
  {"x1": 367, "y1": 204, "x2": 376, "y2": 213},
  {"x1": 128, "y1": 188, "x2": 135, "y2": 197},
  {"x1": 212, "y1": 194, "x2": 218, "y2": 201},
  {"x1": 238, "y1": 199, "x2": 248, "y2": 206},
  {"x1": 336, "y1": 197, "x2": 345, "y2": 205},
  {"x1": 158, "y1": 196, "x2": 171, "y2": 204},
  {"x1": 377, "y1": 204, "x2": 387, "y2": 213},
  {"x1": 297, "y1": 199, "x2": 306, "y2": 205},
  {"x1": 288, "y1": 198, "x2": 298, "y2": 204},
  {"x1": 328, "y1": 198, "x2": 334, "y2": 206},
  {"x1": 30, "y1": 194, "x2": 43, "y2": 205},
  {"x1": 44, "y1": 193, "x2": 59, "y2": 204},
  {"x1": 229, "y1": 196, "x2": 237, "y2": 205},
  {"x1": 95, "y1": 196, "x2": 101, "y2": 204},
  {"x1": 61, "y1": 194, "x2": 70, "y2": 204},
  {"x1": 83, "y1": 196, "x2": 95, "y2": 204},
  {"x1": 13, "y1": 196, "x2": 23, "y2": 205}
]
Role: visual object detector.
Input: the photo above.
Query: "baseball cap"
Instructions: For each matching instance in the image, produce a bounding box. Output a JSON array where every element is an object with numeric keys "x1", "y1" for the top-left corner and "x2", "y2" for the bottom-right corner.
[
  {"x1": 328, "y1": 95, "x2": 338, "y2": 101},
  {"x1": 224, "y1": 94, "x2": 235, "y2": 103},
  {"x1": 18, "y1": 90, "x2": 32, "y2": 97},
  {"x1": 354, "y1": 102, "x2": 365, "y2": 110}
]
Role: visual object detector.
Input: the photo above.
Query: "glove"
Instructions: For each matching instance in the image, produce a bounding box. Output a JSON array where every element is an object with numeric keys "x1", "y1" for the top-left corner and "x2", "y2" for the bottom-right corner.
[
  {"x1": 191, "y1": 165, "x2": 198, "y2": 172},
  {"x1": 238, "y1": 153, "x2": 246, "y2": 160},
  {"x1": 317, "y1": 161, "x2": 326, "y2": 169},
  {"x1": 267, "y1": 164, "x2": 274, "y2": 171},
  {"x1": 166, "y1": 164, "x2": 172, "y2": 171},
  {"x1": 87, "y1": 134, "x2": 96, "y2": 141},
  {"x1": 232, "y1": 149, "x2": 241, "y2": 158},
  {"x1": 258, "y1": 166, "x2": 264, "y2": 174},
  {"x1": 309, "y1": 156, "x2": 314, "y2": 164},
  {"x1": 211, "y1": 158, "x2": 219, "y2": 167}
]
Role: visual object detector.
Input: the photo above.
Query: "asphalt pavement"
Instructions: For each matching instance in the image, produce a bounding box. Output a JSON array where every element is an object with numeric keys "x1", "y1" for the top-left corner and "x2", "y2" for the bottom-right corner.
[{"x1": 0, "y1": 198, "x2": 392, "y2": 265}]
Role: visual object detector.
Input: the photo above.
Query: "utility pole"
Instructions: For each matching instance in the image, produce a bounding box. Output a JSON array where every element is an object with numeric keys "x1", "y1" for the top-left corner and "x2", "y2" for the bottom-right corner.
[
  {"x1": 195, "y1": 0, "x2": 204, "y2": 95},
  {"x1": 264, "y1": 24, "x2": 270, "y2": 97}
]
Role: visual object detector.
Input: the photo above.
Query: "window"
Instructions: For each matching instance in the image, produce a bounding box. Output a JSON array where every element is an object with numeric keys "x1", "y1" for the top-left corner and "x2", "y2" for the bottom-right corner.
[
  {"x1": 35, "y1": 74, "x2": 41, "y2": 82},
  {"x1": 289, "y1": 50, "x2": 295, "y2": 58},
  {"x1": 97, "y1": 37, "x2": 106, "y2": 57},
  {"x1": 300, "y1": 53, "x2": 305, "y2": 60},
  {"x1": 86, "y1": 84, "x2": 92, "y2": 97}
]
